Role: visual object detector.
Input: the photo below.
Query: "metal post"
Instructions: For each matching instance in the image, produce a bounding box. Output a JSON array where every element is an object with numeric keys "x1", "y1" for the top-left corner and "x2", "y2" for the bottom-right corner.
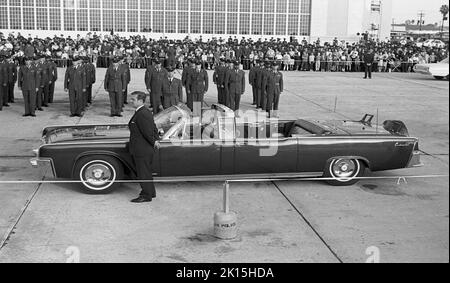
[{"x1": 223, "y1": 181, "x2": 230, "y2": 214}]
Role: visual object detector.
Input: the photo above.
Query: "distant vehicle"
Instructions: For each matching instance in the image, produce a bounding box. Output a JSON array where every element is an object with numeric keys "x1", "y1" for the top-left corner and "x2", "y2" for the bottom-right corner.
[
  {"x1": 413, "y1": 57, "x2": 449, "y2": 80},
  {"x1": 419, "y1": 39, "x2": 446, "y2": 49},
  {"x1": 30, "y1": 104, "x2": 423, "y2": 193}
]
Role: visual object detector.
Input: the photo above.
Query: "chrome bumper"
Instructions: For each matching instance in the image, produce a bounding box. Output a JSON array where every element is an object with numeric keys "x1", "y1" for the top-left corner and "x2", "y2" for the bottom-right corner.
[
  {"x1": 407, "y1": 151, "x2": 424, "y2": 168},
  {"x1": 30, "y1": 158, "x2": 56, "y2": 177}
]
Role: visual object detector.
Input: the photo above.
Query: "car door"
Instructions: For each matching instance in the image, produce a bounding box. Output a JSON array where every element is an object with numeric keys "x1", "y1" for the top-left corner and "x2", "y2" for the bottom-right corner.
[
  {"x1": 158, "y1": 120, "x2": 222, "y2": 177},
  {"x1": 233, "y1": 121, "x2": 298, "y2": 175}
]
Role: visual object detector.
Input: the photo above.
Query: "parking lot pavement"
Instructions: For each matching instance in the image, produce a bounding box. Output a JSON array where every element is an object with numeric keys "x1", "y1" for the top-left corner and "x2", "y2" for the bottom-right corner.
[{"x1": 0, "y1": 69, "x2": 448, "y2": 262}]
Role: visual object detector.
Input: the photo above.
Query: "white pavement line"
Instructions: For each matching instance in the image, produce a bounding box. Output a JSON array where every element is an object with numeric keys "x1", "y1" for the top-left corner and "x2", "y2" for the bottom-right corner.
[
  {"x1": 283, "y1": 88, "x2": 351, "y2": 119},
  {"x1": 0, "y1": 172, "x2": 46, "y2": 251},
  {"x1": 0, "y1": 175, "x2": 448, "y2": 185},
  {"x1": 271, "y1": 181, "x2": 344, "y2": 263}
]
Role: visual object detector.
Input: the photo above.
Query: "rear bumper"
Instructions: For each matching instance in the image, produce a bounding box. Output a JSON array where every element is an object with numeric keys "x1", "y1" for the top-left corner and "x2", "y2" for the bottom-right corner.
[
  {"x1": 30, "y1": 158, "x2": 56, "y2": 177},
  {"x1": 407, "y1": 151, "x2": 424, "y2": 168}
]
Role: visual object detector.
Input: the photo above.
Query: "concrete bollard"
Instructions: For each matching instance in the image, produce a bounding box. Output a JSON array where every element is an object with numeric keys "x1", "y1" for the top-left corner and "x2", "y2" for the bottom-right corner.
[{"x1": 214, "y1": 181, "x2": 238, "y2": 240}]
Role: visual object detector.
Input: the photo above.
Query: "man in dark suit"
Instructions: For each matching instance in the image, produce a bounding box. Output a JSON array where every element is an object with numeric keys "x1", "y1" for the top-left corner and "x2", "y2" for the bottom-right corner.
[
  {"x1": 249, "y1": 60, "x2": 259, "y2": 106},
  {"x1": 186, "y1": 61, "x2": 209, "y2": 111},
  {"x1": 104, "y1": 57, "x2": 127, "y2": 117},
  {"x1": 224, "y1": 61, "x2": 245, "y2": 111},
  {"x1": 128, "y1": 91, "x2": 160, "y2": 203},
  {"x1": 363, "y1": 49, "x2": 375, "y2": 79},
  {"x1": 36, "y1": 55, "x2": 50, "y2": 108},
  {"x1": 162, "y1": 67, "x2": 183, "y2": 109},
  {"x1": 18, "y1": 57, "x2": 40, "y2": 117},
  {"x1": 64, "y1": 57, "x2": 87, "y2": 117}
]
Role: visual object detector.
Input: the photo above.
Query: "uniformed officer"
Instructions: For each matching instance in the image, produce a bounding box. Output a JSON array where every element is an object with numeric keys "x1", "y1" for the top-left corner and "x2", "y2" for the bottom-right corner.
[
  {"x1": 213, "y1": 58, "x2": 226, "y2": 105},
  {"x1": 6, "y1": 57, "x2": 17, "y2": 104},
  {"x1": 224, "y1": 60, "x2": 245, "y2": 111},
  {"x1": 18, "y1": 57, "x2": 40, "y2": 117},
  {"x1": 260, "y1": 60, "x2": 272, "y2": 111},
  {"x1": 104, "y1": 57, "x2": 127, "y2": 117},
  {"x1": 223, "y1": 59, "x2": 234, "y2": 108},
  {"x1": 83, "y1": 56, "x2": 96, "y2": 106},
  {"x1": 265, "y1": 62, "x2": 284, "y2": 118},
  {"x1": 64, "y1": 57, "x2": 87, "y2": 117},
  {"x1": 182, "y1": 59, "x2": 195, "y2": 107},
  {"x1": 35, "y1": 55, "x2": 48, "y2": 110},
  {"x1": 145, "y1": 59, "x2": 168, "y2": 113},
  {"x1": 120, "y1": 57, "x2": 131, "y2": 107},
  {"x1": 186, "y1": 60, "x2": 208, "y2": 111},
  {"x1": 254, "y1": 60, "x2": 265, "y2": 109},
  {"x1": 249, "y1": 60, "x2": 259, "y2": 106},
  {"x1": 0, "y1": 55, "x2": 10, "y2": 109},
  {"x1": 161, "y1": 67, "x2": 183, "y2": 109},
  {"x1": 47, "y1": 55, "x2": 58, "y2": 104}
]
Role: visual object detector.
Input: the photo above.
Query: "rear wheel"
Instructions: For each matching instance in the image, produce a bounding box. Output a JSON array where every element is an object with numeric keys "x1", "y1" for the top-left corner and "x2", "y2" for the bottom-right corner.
[
  {"x1": 325, "y1": 158, "x2": 365, "y2": 186},
  {"x1": 74, "y1": 156, "x2": 124, "y2": 194}
]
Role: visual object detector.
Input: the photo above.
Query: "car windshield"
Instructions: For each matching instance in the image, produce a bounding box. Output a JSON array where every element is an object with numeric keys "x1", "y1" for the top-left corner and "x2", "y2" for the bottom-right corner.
[
  {"x1": 154, "y1": 104, "x2": 191, "y2": 134},
  {"x1": 440, "y1": 58, "x2": 449, "y2": 64}
]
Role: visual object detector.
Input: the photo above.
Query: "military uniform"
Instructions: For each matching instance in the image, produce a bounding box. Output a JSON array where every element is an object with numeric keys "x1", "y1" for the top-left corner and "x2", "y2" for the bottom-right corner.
[
  {"x1": 224, "y1": 63, "x2": 245, "y2": 111},
  {"x1": 249, "y1": 63, "x2": 260, "y2": 106},
  {"x1": 145, "y1": 62, "x2": 168, "y2": 113},
  {"x1": 7, "y1": 59, "x2": 17, "y2": 103},
  {"x1": 65, "y1": 59, "x2": 87, "y2": 116},
  {"x1": 18, "y1": 59, "x2": 40, "y2": 116},
  {"x1": 121, "y1": 61, "x2": 131, "y2": 107},
  {"x1": 35, "y1": 57, "x2": 49, "y2": 109},
  {"x1": 0, "y1": 56, "x2": 9, "y2": 109},
  {"x1": 182, "y1": 62, "x2": 195, "y2": 107},
  {"x1": 259, "y1": 62, "x2": 271, "y2": 110},
  {"x1": 213, "y1": 60, "x2": 226, "y2": 105},
  {"x1": 265, "y1": 66, "x2": 283, "y2": 117},
  {"x1": 47, "y1": 58, "x2": 58, "y2": 103},
  {"x1": 186, "y1": 64, "x2": 208, "y2": 111},
  {"x1": 162, "y1": 72, "x2": 183, "y2": 109},
  {"x1": 104, "y1": 60, "x2": 127, "y2": 117},
  {"x1": 84, "y1": 58, "x2": 96, "y2": 106}
]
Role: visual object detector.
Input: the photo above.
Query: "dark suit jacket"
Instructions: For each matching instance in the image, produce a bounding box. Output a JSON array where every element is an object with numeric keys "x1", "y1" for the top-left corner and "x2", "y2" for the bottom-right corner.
[
  {"x1": 128, "y1": 106, "x2": 159, "y2": 157},
  {"x1": 7, "y1": 62, "x2": 17, "y2": 84}
]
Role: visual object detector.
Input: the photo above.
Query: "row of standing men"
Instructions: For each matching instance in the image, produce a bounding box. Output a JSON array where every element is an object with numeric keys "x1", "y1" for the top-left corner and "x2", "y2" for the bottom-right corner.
[{"x1": 2, "y1": 55, "x2": 283, "y2": 118}]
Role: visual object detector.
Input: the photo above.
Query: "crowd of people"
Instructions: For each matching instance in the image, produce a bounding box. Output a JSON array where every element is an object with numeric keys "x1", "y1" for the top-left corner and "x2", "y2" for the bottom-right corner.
[
  {"x1": 1, "y1": 32, "x2": 448, "y2": 73},
  {"x1": 0, "y1": 31, "x2": 448, "y2": 119}
]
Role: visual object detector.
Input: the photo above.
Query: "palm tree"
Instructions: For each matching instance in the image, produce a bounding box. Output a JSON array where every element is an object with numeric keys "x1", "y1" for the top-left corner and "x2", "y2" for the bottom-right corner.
[{"x1": 440, "y1": 4, "x2": 449, "y2": 35}]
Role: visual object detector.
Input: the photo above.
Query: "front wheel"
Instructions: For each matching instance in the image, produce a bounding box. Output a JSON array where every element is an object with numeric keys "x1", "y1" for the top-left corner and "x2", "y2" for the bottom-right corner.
[
  {"x1": 74, "y1": 156, "x2": 124, "y2": 194},
  {"x1": 324, "y1": 158, "x2": 366, "y2": 186}
]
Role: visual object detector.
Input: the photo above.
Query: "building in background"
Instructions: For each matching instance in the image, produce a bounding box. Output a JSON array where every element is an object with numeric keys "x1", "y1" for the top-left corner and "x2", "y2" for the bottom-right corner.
[{"x1": 0, "y1": 0, "x2": 392, "y2": 42}]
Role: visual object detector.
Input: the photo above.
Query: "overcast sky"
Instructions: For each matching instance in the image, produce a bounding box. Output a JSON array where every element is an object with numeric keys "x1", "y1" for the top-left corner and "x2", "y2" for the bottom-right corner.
[{"x1": 392, "y1": 0, "x2": 449, "y2": 25}]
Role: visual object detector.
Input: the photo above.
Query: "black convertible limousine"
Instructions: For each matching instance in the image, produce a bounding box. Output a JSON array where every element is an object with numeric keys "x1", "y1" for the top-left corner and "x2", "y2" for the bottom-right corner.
[{"x1": 31, "y1": 104, "x2": 423, "y2": 193}]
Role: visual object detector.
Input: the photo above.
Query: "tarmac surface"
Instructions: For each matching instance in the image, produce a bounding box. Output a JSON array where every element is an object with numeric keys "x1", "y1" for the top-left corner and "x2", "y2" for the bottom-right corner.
[{"x1": 0, "y1": 68, "x2": 448, "y2": 263}]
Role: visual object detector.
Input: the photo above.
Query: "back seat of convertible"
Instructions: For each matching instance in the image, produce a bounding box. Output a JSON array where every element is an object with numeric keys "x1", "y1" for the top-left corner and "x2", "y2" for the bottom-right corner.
[{"x1": 289, "y1": 120, "x2": 329, "y2": 136}]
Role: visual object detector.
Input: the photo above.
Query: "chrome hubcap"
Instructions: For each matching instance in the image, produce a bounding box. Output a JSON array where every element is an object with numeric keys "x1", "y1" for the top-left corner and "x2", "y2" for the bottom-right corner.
[
  {"x1": 85, "y1": 164, "x2": 112, "y2": 187},
  {"x1": 331, "y1": 159, "x2": 358, "y2": 180}
]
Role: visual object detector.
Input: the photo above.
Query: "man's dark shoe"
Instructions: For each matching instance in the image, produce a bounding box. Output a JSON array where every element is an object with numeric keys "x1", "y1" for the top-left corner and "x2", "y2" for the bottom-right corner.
[
  {"x1": 30, "y1": 114, "x2": 36, "y2": 117},
  {"x1": 37, "y1": 108, "x2": 44, "y2": 111},
  {"x1": 116, "y1": 114, "x2": 123, "y2": 117},
  {"x1": 4, "y1": 104, "x2": 10, "y2": 107},
  {"x1": 131, "y1": 196, "x2": 152, "y2": 203},
  {"x1": 70, "y1": 114, "x2": 76, "y2": 117},
  {"x1": 22, "y1": 114, "x2": 29, "y2": 117}
]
